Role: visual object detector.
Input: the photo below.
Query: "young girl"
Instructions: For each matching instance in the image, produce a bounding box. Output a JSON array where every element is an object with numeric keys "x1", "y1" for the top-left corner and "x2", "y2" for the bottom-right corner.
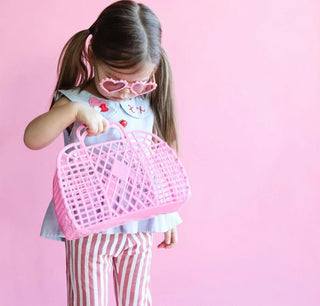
[{"x1": 24, "y1": 1, "x2": 182, "y2": 305}]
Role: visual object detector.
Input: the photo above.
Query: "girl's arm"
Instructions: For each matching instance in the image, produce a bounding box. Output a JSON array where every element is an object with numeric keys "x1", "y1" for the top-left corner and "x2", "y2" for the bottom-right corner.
[{"x1": 24, "y1": 97, "x2": 109, "y2": 150}]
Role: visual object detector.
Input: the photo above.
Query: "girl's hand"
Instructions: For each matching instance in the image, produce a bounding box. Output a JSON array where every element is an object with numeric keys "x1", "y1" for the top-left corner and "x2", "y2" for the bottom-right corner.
[
  {"x1": 74, "y1": 102, "x2": 109, "y2": 136},
  {"x1": 157, "y1": 227, "x2": 178, "y2": 249}
]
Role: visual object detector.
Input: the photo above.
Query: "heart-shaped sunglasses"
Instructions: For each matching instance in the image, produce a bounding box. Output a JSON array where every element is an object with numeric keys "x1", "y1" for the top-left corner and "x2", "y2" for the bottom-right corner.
[{"x1": 99, "y1": 76, "x2": 157, "y2": 96}]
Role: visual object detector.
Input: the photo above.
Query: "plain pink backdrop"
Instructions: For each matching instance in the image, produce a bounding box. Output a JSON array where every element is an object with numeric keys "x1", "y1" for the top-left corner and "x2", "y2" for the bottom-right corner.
[{"x1": 1, "y1": 0, "x2": 320, "y2": 305}]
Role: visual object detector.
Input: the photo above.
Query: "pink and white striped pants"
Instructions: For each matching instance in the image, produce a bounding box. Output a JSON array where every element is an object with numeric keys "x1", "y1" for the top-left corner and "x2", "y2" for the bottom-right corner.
[{"x1": 65, "y1": 232, "x2": 153, "y2": 306}]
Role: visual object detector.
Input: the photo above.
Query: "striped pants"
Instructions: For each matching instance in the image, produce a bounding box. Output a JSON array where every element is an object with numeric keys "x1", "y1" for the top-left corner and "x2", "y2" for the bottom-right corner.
[{"x1": 65, "y1": 232, "x2": 153, "y2": 306}]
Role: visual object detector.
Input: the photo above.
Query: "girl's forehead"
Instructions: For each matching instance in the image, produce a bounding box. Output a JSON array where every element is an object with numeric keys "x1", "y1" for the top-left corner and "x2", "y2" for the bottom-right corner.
[{"x1": 98, "y1": 62, "x2": 156, "y2": 81}]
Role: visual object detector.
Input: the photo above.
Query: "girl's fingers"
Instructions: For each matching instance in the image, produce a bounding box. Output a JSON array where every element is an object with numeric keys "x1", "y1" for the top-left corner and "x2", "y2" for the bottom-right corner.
[
  {"x1": 102, "y1": 119, "x2": 109, "y2": 133},
  {"x1": 165, "y1": 230, "x2": 177, "y2": 249},
  {"x1": 87, "y1": 117, "x2": 109, "y2": 136},
  {"x1": 171, "y1": 228, "x2": 178, "y2": 244},
  {"x1": 157, "y1": 228, "x2": 178, "y2": 249},
  {"x1": 88, "y1": 122, "x2": 98, "y2": 135},
  {"x1": 97, "y1": 120, "x2": 103, "y2": 134},
  {"x1": 165, "y1": 230, "x2": 171, "y2": 245},
  {"x1": 76, "y1": 104, "x2": 109, "y2": 136},
  {"x1": 96, "y1": 118, "x2": 109, "y2": 135},
  {"x1": 86, "y1": 124, "x2": 95, "y2": 136},
  {"x1": 157, "y1": 241, "x2": 166, "y2": 248}
]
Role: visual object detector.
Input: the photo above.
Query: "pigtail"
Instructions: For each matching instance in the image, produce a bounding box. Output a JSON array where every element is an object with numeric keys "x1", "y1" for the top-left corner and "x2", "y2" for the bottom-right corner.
[
  {"x1": 50, "y1": 29, "x2": 93, "y2": 108},
  {"x1": 150, "y1": 47, "x2": 179, "y2": 152}
]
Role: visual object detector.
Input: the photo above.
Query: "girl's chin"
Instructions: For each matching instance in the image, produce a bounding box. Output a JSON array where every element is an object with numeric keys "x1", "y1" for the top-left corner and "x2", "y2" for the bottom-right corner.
[
  {"x1": 109, "y1": 96, "x2": 123, "y2": 101},
  {"x1": 99, "y1": 93, "x2": 122, "y2": 101},
  {"x1": 98, "y1": 91, "x2": 125, "y2": 101},
  {"x1": 96, "y1": 89, "x2": 133, "y2": 101},
  {"x1": 108, "y1": 95, "x2": 134, "y2": 101}
]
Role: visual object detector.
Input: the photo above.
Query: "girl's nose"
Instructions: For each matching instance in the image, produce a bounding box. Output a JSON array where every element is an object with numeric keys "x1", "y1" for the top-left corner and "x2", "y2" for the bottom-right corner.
[
  {"x1": 122, "y1": 88, "x2": 131, "y2": 94},
  {"x1": 120, "y1": 88, "x2": 132, "y2": 98}
]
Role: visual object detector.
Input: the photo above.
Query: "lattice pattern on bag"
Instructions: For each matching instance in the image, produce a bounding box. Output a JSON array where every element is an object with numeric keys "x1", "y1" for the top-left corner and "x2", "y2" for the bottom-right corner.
[{"x1": 53, "y1": 122, "x2": 191, "y2": 240}]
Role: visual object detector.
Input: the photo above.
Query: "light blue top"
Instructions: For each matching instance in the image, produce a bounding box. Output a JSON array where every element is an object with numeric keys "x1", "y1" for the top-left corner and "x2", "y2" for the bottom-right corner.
[{"x1": 40, "y1": 88, "x2": 182, "y2": 241}]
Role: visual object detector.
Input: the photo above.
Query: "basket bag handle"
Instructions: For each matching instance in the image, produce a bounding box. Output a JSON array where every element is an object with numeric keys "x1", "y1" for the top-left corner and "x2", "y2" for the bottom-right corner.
[{"x1": 75, "y1": 121, "x2": 127, "y2": 145}]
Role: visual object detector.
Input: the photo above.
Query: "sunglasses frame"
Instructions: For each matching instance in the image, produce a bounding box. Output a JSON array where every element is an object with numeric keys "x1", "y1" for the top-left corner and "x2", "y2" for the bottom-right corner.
[{"x1": 98, "y1": 75, "x2": 157, "y2": 96}]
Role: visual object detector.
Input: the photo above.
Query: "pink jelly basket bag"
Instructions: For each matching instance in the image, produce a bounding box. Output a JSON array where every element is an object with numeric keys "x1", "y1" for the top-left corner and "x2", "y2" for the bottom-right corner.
[{"x1": 53, "y1": 121, "x2": 191, "y2": 240}]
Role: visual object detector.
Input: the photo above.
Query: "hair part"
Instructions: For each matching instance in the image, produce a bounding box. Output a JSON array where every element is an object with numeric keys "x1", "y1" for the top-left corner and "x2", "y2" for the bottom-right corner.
[{"x1": 90, "y1": 1, "x2": 161, "y2": 69}]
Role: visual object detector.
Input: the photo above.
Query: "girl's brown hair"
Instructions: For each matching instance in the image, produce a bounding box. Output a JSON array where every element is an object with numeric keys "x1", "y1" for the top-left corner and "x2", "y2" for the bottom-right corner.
[{"x1": 52, "y1": 0, "x2": 178, "y2": 150}]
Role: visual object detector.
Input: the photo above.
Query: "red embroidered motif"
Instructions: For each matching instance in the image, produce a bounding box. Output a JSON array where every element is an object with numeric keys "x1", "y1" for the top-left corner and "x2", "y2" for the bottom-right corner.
[
  {"x1": 136, "y1": 106, "x2": 145, "y2": 114},
  {"x1": 128, "y1": 105, "x2": 135, "y2": 113},
  {"x1": 89, "y1": 97, "x2": 109, "y2": 112},
  {"x1": 99, "y1": 104, "x2": 109, "y2": 112}
]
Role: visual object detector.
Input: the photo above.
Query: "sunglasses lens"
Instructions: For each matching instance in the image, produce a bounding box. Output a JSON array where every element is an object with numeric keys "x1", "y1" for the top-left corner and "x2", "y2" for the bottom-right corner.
[
  {"x1": 102, "y1": 80, "x2": 126, "y2": 92},
  {"x1": 132, "y1": 83, "x2": 156, "y2": 94}
]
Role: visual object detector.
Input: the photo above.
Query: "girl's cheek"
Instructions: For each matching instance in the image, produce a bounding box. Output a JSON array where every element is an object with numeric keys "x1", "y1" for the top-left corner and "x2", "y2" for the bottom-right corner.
[{"x1": 97, "y1": 87, "x2": 113, "y2": 100}]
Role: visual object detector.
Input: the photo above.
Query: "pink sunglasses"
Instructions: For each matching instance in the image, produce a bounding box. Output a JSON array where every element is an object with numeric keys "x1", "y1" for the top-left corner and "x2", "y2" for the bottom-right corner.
[{"x1": 99, "y1": 76, "x2": 157, "y2": 96}]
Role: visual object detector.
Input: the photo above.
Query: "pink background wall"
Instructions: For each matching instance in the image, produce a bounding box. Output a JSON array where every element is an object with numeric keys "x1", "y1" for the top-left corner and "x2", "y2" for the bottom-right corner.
[{"x1": 1, "y1": 0, "x2": 320, "y2": 305}]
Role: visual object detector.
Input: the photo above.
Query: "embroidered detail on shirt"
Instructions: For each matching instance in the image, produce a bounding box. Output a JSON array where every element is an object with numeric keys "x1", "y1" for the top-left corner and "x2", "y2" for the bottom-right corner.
[
  {"x1": 128, "y1": 104, "x2": 135, "y2": 113},
  {"x1": 120, "y1": 99, "x2": 152, "y2": 119},
  {"x1": 89, "y1": 97, "x2": 109, "y2": 112},
  {"x1": 136, "y1": 106, "x2": 145, "y2": 114}
]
